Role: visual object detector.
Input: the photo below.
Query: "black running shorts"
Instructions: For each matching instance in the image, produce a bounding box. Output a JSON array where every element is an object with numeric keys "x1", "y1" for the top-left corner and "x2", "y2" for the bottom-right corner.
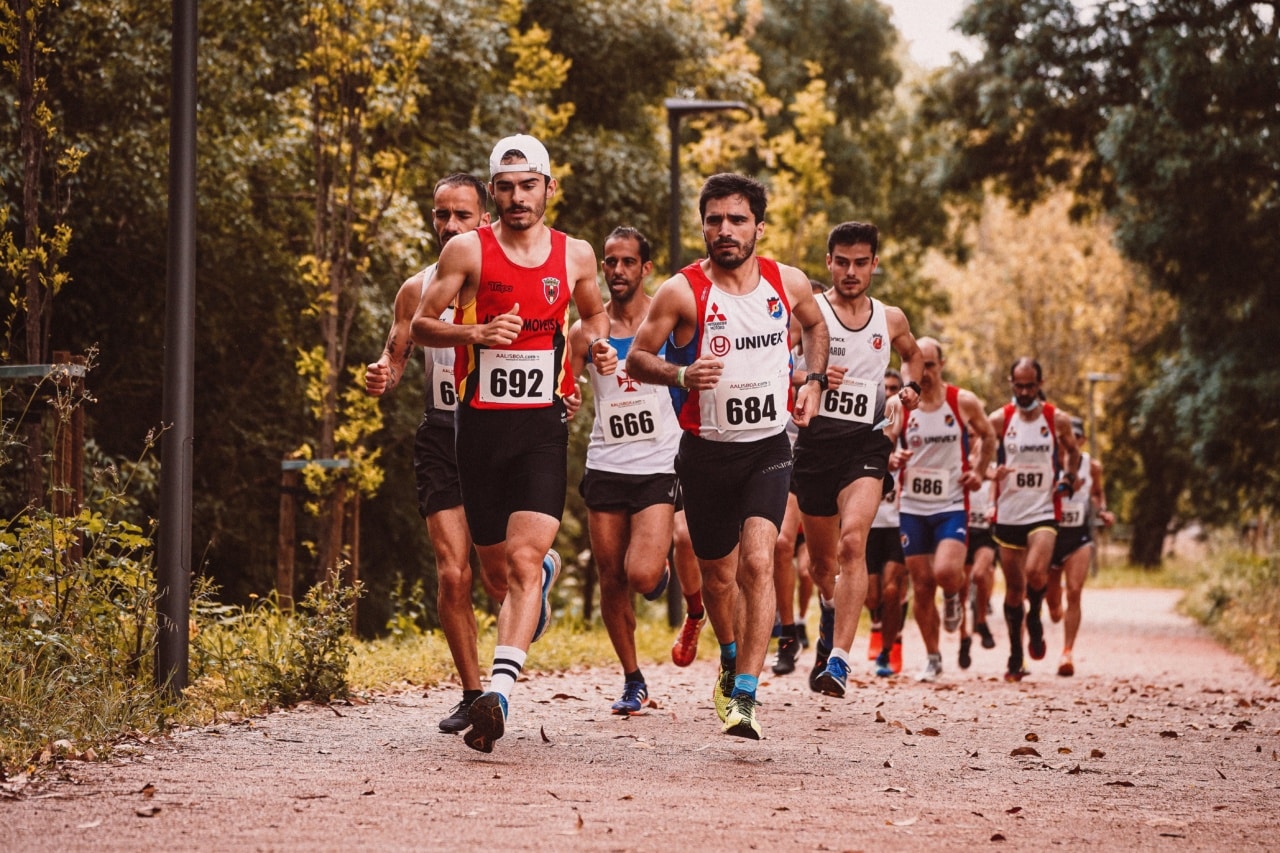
[
  {"x1": 1051, "y1": 525, "x2": 1092, "y2": 567},
  {"x1": 866, "y1": 527, "x2": 904, "y2": 575},
  {"x1": 579, "y1": 468, "x2": 678, "y2": 514},
  {"x1": 414, "y1": 418, "x2": 463, "y2": 518},
  {"x1": 790, "y1": 430, "x2": 893, "y2": 517},
  {"x1": 676, "y1": 430, "x2": 792, "y2": 561},
  {"x1": 455, "y1": 402, "x2": 568, "y2": 547}
]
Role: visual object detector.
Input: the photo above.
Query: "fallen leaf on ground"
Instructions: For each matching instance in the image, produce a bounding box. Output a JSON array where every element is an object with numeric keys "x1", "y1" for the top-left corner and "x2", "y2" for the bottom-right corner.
[
  {"x1": 890, "y1": 816, "x2": 918, "y2": 827},
  {"x1": 919, "y1": 727, "x2": 940, "y2": 737},
  {"x1": 1090, "y1": 749, "x2": 1106, "y2": 758},
  {"x1": 1057, "y1": 747, "x2": 1072, "y2": 755},
  {"x1": 991, "y1": 833, "x2": 1006, "y2": 841},
  {"x1": 136, "y1": 806, "x2": 161, "y2": 817},
  {"x1": 1024, "y1": 733, "x2": 1040, "y2": 742},
  {"x1": 139, "y1": 783, "x2": 156, "y2": 798},
  {"x1": 1105, "y1": 780, "x2": 1135, "y2": 787},
  {"x1": 540, "y1": 727, "x2": 551, "y2": 744},
  {"x1": 1159, "y1": 730, "x2": 1179, "y2": 738},
  {"x1": 1006, "y1": 806, "x2": 1022, "y2": 814},
  {"x1": 550, "y1": 693, "x2": 584, "y2": 701},
  {"x1": 1010, "y1": 746, "x2": 1041, "y2": 757}
]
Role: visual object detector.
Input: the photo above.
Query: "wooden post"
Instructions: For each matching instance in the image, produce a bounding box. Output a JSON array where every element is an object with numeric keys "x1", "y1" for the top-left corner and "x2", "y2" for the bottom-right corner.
[
  {"x1": 277, "y1": 467, "x2": 299, "y2": 611},
  {"x1": 343, "y1": 487, "x2": 360, "y2": 631}
]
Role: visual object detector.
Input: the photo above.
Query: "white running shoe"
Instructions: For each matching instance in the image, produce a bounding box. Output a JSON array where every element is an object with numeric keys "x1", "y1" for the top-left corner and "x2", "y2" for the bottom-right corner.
[{"x1": 917, "y1": 652, "x2": 943, "y2": 683}]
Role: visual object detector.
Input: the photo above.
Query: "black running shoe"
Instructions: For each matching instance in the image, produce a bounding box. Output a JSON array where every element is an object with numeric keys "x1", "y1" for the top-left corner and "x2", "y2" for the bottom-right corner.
[
  {"x1": 976, "y1": 622, "x2": 996, "y2": 649},
  {"x1": 438, "y1": 696, "x2": 476, "y2": 733},
  {"x1": 772, "y1": 637, "x2": 799, "y2": 675},
  {"x1": 808, "y1": 640, "x2": 831, "y2": 693},
  {"x1": 958, "y1": 636, "x2": 973, "y2": 670},
  {"x1": 1027, "y1": 612, "x2": 1046, "y2": 661}
]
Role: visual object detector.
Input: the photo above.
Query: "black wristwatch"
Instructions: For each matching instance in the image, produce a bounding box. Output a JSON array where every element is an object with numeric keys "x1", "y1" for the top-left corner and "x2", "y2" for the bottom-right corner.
[
  {"x1": 805, "y1": 372, "x2": 829, "y2": 390},
  {"x1": 905, "y1": 380, "x2": 921, "y2": 395}
]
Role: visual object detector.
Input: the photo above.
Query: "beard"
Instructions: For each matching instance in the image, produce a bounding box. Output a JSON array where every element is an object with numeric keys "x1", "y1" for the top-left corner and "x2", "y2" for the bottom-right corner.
[
  {"x1": 499, "y1": 200, "x2": 543, "y2": 230},
  {"x1": 706, "y1": 234, "x2": 756, "y2": 270}
]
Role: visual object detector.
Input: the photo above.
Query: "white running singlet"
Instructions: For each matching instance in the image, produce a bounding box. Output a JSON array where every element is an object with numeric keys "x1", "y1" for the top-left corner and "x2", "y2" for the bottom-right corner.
[
  {"x1": 994, "y1": 403, "x2": 1060, "y2": 525},
  {"x1": 805, "y1": 294, "x2": 891, "y2": 441},
  {"x1": 899, "y1": 384, "x2": 969, "y2": 515},
  {"x1": 1058, "y1": 452, "x2": 1092, "y2": 530},
  {"x1": 585, "y1": 335, "x2": 681, "y2": 474}
]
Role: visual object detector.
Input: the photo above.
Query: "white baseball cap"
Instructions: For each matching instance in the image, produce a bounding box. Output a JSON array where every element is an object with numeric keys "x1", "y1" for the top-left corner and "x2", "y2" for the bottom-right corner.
[{"x1": 489, "y1": 134, "x2": 552, "y2": 179}]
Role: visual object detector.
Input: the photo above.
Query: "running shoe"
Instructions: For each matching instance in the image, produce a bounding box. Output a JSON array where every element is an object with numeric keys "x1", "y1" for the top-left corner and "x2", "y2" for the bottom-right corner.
[
  {"x1": 772, "y1": 636, "x2": 799, "y2": 675},
  {"x1": 808, "y1": 639, "x2": 831, "y2": 693},
  {"x1": 874, "y1": 649, "x2": 894, "y2": 678},
  {"x1": 1004, "y1": 654, "x2": 1028, "y2": 683},
  {"x1": 723, "y1": 693, "x2": 761, "y2": 740},
  {"x1": 462, "y1": 692, "x2": 507, "y2": 753},
  {"x1": 611, "y1": 680, "x2": 649, "y2": 715},
  {"x1": 866, "y1": 626, "x2": 883, "y2": 660},
  {"x1": 713, "y1": 661, "x2": 735, "y2": 722},
  {"x1": 1057, "y1": 651, "x2": 1075, "y2": 677},
  {"x1": 975, "y1": 621, "x2": 996, "y2": 650},
  {"x1": 671, "y1": 614, "x2": 705, "y2": 667},
  {"x1": 889, "y1": 639, "x2": 903, "y2": 674},
  {"x1": 1027, "y1": 609, "x2": 1047, "y2": 661},
  {"x1": 642, "y1": 565, "x2": 670, "y2": 602},
  {"x1": 958, "y1": 636, "x2": 973, "y2": 670},
  {"x1": 943, "y1": 592, "x2": 963, "y2": 633},
  {"x1": 917, "y1": 652, "x2": 943, "y2": 683},
  {"x1": 532, "y1": 550, "x2": 562, "y2": 643},
  {"x1": 813, "y1": 656, "x2": 850, "y2": 698},
  {"x1": 438, "y1": 695, "x2": 476, "y2": 733}
]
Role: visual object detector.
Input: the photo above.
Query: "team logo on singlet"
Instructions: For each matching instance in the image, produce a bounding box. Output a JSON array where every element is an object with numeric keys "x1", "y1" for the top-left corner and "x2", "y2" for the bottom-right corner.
[
  {"x1": 766, "y1": 295, "x2": 783, "y2": 320},
  {"x1": 870, "y1": 333, "x2": 885, "y2": 351},
  {"x1": 706, "y1": 303, "x2": 728, "y2": 329},
  {"x1": 542, "y1": 277, "x2": 560, "y2": 304},
  {"x1": 616, "y1": 368, "x2": 641, "y2": 392},
  {"x1": 1040, "y1": 425, "x2": 1050, "y2": 438},
  {"x1": 944, "y1": 413, "x2": 956, "y2": 427},
  {"x1": 709, "y1": 335, "x2": 731, "y2": 357}
]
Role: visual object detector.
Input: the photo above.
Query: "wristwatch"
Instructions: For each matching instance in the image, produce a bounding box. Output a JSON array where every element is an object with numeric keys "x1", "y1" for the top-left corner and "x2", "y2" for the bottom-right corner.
[{"x1": 805, "y1": 372, "x2": 829, "y2": 390}]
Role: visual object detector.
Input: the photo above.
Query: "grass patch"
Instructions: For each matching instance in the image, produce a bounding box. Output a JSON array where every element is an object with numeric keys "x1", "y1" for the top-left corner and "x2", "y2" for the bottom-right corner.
[{"x1": 1180, "y1": 544, "x2": 1280, "y2": 681}]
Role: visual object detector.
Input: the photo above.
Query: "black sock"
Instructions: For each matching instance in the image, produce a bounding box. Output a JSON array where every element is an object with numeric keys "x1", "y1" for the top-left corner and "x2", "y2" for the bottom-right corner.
[
  {"x1": 780, "y1": 623, "x2": 797, "y2": 640},
  {"x1": 1004, "y1": 602, "x2": 1025, "y2": 658},
  {"x1": 1027, "y1": 586, "x2": 1046, "y2": 627},
  {"x1": 625, "y1": 669, "x2": 644, "y2": 685},
  {"x1": 463, "y1": 689, "x2": 483, "y2": 703}
]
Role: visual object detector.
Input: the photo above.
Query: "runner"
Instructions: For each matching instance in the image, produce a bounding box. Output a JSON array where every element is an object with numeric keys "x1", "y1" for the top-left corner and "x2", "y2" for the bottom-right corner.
[
  {"x1": 868, "y1": 368, "x2": 908, "y2": 678},
  {"x1": 365, "y1": 173, "x2": 489, "y2": 733},
  {"x1": 964, "y1": 466, "x2": 999, "y2": 658},
  {"x1": 988, "y1": 358, "x2": 1081, "y2": 682},
  {"x1": 801, "y1": 221, "x2": 924, "y2": 699},
  {"x1": 411, "y1": 134, "x2": 617, "y2": 752},
  {"x1": 627, "y1": 173, "x2": 830, "y2": 739},
  {"x1": 1047, "y1": 418, "x2": 1114, "y2": 676},
  {"x1": 568, "y1": 226, "x2": 681, "y2": 714},
  {"x1": 898, "y1": 337, "x2": 995, "y2": 682}
]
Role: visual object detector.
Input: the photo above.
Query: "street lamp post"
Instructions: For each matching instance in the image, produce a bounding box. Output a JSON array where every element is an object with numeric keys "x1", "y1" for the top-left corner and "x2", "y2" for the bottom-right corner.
[
  {"x1": 665, "y1": 98, "x2": 750, "y2": 275},
  {"x1": 1085, "y1": 372, "x2": 1122, "y2": 461},
  {"x1": 1085, "y1": 372, "x2": 1121, "y2": 575}
]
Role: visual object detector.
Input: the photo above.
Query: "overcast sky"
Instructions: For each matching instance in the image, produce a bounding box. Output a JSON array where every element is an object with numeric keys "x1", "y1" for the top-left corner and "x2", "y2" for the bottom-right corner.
[{"x1": 883, "y1": 0, "x2": 982, "y2": 69}]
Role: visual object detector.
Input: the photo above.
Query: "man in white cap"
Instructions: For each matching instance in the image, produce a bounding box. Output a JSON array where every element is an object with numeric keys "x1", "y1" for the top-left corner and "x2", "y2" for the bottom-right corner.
[{"x1": 412, "y1": 134, "x2": 617, "y2": 753}]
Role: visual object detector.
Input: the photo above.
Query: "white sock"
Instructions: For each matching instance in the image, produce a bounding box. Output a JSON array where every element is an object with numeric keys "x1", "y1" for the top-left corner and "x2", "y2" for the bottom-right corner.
[
  {"x1": 489, "y1": 645, "x2": 527, "y2": 700},
  {"x1": 830, "y1": 647, "x2": 850, "y2": 665}
]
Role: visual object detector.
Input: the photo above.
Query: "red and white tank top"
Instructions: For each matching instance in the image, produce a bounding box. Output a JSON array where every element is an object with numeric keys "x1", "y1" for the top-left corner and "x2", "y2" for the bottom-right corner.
[
  {"x1": 899, "y1": 384, "x2": 970, "y2": 515},
  {"x1": 454, "y1": 226, "x2": 574, "y2": 410},
  {"x1": 676, "y1": 259, "x2": 792, "y2": 443},
  {"x1": 994, "y1": 403, "x2": 1061, "y2": 525}
]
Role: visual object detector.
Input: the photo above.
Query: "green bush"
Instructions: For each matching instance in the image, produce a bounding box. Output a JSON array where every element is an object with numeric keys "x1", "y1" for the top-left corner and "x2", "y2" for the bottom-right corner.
[{"x1": 1182, "y1": 545, "x2": 1280, "y2": 680}]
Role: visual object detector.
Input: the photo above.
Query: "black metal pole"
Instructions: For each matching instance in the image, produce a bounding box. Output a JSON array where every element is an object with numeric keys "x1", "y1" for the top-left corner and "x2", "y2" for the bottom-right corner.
[
  {"x1": 668, "y1": 109, "x2": 682, "y2": 277},
  {"x1": 157, "y1": 0, "x2": 197, "y2": 695}
]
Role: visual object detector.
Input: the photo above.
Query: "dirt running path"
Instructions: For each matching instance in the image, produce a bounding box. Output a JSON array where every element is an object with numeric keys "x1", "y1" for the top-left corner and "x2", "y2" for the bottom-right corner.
[{"x1": 4, "y1": 588, "x2": 1278, "y2": 851}]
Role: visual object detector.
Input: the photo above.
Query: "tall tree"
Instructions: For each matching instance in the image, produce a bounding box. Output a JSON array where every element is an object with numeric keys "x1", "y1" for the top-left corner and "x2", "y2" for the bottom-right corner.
[
  {"x1": 0, "y1": 0, "x2": 85, "y2": 504},
  {"x1": 933, "y1": 0, "x2": 1280, "y2": 562}
]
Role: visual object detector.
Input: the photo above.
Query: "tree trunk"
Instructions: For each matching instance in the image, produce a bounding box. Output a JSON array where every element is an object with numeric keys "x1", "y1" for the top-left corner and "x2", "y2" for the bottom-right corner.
[{"x1": 1127, "y1": 442, "x2": 1186, "y2": 568}]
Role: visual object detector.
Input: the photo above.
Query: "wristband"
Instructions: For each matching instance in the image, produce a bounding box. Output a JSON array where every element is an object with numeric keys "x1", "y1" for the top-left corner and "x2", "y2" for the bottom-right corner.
[
  {"x1": 675, "y1": 366, "x2": 688, "y2": 389},
  {"x1": 905, "y1": 381, "x2": 921, "y2": 395}
]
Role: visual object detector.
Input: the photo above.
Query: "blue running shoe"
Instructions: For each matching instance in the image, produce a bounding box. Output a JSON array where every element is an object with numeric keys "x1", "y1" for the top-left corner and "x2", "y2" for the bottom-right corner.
[
  {"x1": 533, "y1": 550, "x2": 562, "y2": 642},
  {"x1": 611, "y1": 680, "x2": 649, "y2": 715},
  {"x1": 463, "y1": 692, "x2": 508, "y2": 753},
  {"x1": 814, "y1": 656, "x2": 850, "y2": 698},
  {"x1": 642, "y1": 565, "x2": 670, "y2": 602},
  {"x1": 875, "y1": 649, "x2": 894, "y2": 678}
]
